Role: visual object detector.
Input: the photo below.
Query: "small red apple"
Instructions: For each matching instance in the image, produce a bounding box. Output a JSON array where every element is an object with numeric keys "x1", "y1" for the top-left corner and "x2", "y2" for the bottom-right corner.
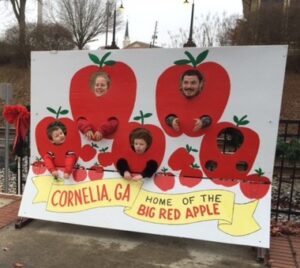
[
  {"x1": 73, "y1": 165, "x2": 87, "y2": 182},
  {"x1": 168, "y1": 146, "x2": 195, "y2": 171},
  {"x1": 32, "y1": 157, "x2": 46, "y2": 175},
  {"x1": 179, "y1": 163, "x2": 203, "y2": 188},
  {"x1": 88, "y1": 163, "x2": 104, "y2": 181},
  {"x1": 154, "y1": 167, "x2": 175, "y2": 192},
  {"x1": 240, "y1": 168, "x2": 271, "y2": 199}
]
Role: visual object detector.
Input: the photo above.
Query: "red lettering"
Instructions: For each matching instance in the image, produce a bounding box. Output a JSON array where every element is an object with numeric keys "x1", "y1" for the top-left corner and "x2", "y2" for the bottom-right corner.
[
  {"x1": 137, "y1": 204, "x2": 155, "y2": 218},
  {"x1": 59, "y1": 191, "x2": 67, "y2": 207},
  {"x1": 159, "y1": 208, "x2": 181, "y2": 220},
  {"x1": 51, "y1": 190, "x2": 60, "y2": 206},
  {"x1": 213, "y1": 203, "x2": 220, "y2": 215},
  {"x1": 185, "y1": 203, "x2": 220, "y2": 218},
  {"x1": 67, "y1": 190, "x2": 74, "y2": 206},
  {"x1": 82, "y1": 187, "x2": 89, "y2": 204}
]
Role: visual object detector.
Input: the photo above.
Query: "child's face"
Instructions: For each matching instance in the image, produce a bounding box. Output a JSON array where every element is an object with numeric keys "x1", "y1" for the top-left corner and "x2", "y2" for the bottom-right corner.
[
  {"x1": 51, "y1": 128, "x2": 66, "y2": 145},
  {"x1": 181, "y1": 75, "x2": 203, "y2": 98},
  {"x1": 93, "y1": 76, "x2": 109, "y2": 97},
  {"x1": 133, "y1": 138, "x2": 148, "y2": 154}
]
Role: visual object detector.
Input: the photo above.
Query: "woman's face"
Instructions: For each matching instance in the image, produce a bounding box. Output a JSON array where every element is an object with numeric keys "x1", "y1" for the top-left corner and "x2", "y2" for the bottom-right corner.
[{"x1": 93, "y1": 76, "x2": 109, "y2": 97}]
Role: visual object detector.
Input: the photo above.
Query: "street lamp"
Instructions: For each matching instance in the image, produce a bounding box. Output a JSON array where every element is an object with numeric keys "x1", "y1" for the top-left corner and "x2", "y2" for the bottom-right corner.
[
  {"x1": 183, "y1": 0, "x2": 196, "y2": 47},
  {"x1": 106, "y1": 0, "x2": 124, "y2": 49}
]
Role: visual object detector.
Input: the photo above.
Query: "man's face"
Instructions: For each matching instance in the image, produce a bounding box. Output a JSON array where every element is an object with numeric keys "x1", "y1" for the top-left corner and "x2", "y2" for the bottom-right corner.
[{"x1": 181, "y1": 75, "x2": 203, "y2": 98}]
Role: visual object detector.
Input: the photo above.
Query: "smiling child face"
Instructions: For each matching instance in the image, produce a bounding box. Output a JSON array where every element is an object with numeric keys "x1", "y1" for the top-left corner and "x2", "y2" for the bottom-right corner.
[
  {"x1": 93, "y1": 76, "x2": 109, "y2": 97},
  {"x1": 51, "y1": 128, "x2": 66, "y2": 145}
]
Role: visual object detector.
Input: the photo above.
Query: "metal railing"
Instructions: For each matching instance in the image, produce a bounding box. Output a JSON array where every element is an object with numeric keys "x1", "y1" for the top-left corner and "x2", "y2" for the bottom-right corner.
[{"x1": 272, "y1": 120, "x2": 300, "y2": 221}]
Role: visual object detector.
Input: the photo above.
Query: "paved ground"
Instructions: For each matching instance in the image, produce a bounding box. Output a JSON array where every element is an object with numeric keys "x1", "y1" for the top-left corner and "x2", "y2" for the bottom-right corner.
[{"x1": 0, "y1": 194, "x2": 285, "y2": 268}]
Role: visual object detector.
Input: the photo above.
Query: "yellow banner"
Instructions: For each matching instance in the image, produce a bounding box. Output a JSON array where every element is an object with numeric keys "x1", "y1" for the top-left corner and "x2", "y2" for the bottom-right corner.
[
  {"x1": 33, "y1": 176, "x2": 142, "y2": 212},
  {"x1": 33, "y1": 176, "x2": 260, "y2": 236}
]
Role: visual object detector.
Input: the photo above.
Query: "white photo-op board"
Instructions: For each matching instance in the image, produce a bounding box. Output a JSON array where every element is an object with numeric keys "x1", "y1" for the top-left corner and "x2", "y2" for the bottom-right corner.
[{"x1": 19, "y1": 46, "x2": 287, "y2": 248}]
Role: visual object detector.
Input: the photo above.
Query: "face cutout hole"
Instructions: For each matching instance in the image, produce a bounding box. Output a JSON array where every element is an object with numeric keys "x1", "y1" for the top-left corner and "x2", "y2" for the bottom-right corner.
[
  {"x1": 90, "y1": 71, "x2": 111, "y2": 97},
  {"x1": 217, "y1": 128, "x2": 244, "y2": 154},
  {"x1": 236, "y1": 161, "x2": 248, "y2": 172},
  {"x1": 180, "y1": 69, "x2": 204, "y2": 99},
  {"x1": 129, "y1": 128, "x2": 152, "y2": 155},
  {"x1": 205, "y1": 160, "x2": 217, "y2": 171},
  {"x1": 47, "y1": 121, "x2": 67, "y2": 145}
]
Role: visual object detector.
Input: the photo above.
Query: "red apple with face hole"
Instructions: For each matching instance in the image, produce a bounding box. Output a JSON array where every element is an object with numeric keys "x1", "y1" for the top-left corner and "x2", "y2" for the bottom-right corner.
[
  {"x1": 154, "y1": 167, "x2": 175, "y2": 191},
  {"x1": 156, "y1": 50, "x2": 230, "y2": 137},
  {"x1": 88, "y1": 163, "x2": 104, "y2": 181},
  {"x1": 35, "y1": 107, "x2": 96, "y2": 168},
  {"x1": 179, "y1": 163, "x2": 203, "y2": 188},
  {"x1": 200, "y1": 115, "x2": 260, "y2": 187},
  {"x1": 240, "y1": 168, "x2": 271, "y2": 199},
  {"x1": 69, "y1": 52, "x2": 137, "y2": 140},
  {"x1": 32, "y1": 157, "x2": 46, "y2": 175},
  {"x1": 98, "y1": 112, "x2": 165, "y2": 175}
]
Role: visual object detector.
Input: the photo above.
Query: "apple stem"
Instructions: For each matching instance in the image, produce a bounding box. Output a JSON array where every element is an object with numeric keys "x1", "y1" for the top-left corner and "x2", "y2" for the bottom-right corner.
[
  {"x1": 56, "y1": 106, "x2": 61, "y2": 119},
  {"x1": 174, "y1": 50, "x2": 209, "y2": 67},
  {"x1": 133, "y1": 110, "x2": 153, "y2": 125},
  {"x1": 88, "y1": 52, "x2": 116, "y2": 67},
  {"x1": 233, "y1": 115, "x2": 250, "y2": 127},
  {"x1": 140, "y1": 110, "x2": 144, "y2": 125},
  {"x1": 255, "y1": 168, "x2": 265, "y2": 176}
]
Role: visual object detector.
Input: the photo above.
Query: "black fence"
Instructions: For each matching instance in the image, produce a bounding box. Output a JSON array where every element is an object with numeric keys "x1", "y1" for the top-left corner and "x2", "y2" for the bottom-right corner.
[
  {"x1": 0, "y1": 127, "x2": 30, "y2": 194},
  {"x1": 272, "y1": 120, "x2": 300, "y2": 221},
  {"x1": 1, "y1": 121, "x2": 300, "y2": 221}
]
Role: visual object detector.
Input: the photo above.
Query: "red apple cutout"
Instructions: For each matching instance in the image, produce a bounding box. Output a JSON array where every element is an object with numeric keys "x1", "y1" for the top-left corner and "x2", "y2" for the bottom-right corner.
[
  {"x1": 35, "y1": 106, "x2": 96, "y2": 169},
  {"x1": 73, "y1": 165, "x2": 87, "y2": 182},
  {"x1": 200, "y1": 115, "x2": 260, "y2": 187},
  {"x1": 240, "y1": 168, "x2": 271, "y2": 199},
  {"x1": 69, "y1": 52, "x2": 137, "y2": 139},
  {"x1": 98, "y1": 111, "x2": 165, "y2": 175},
  {"x1": 179, "y1": 163, "x2": 203, "y2": 188},
  {"x1": 168, "y1": 145, "x2": 197, "y2": 171},
  {"x1": 88, "y1": 163, "x2": 104, "y2": 181},
  {"x1": 32, "y1": 157, "x2": 46, "y2": 175},
  {"x1": 154, "y1": 167, "x2": 175, "y2": 191},
  {"x1": 156, "y1": 50, "x2": 230, "y2": 137}
]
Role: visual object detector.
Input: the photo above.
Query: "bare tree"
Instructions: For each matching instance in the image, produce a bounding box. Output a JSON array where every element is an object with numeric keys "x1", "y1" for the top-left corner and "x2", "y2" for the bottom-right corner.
[
  {"x1": 167, "y1": 12, "x2": 239, "y2": 48},
  {"x1": 1, "y1": 0, "x2": 28, "y2": 65},
  {"x1": 4, "y1": 22, "x2": 75, "y2": 63},
  {"x1": 228, "y1": 2, "x2": 300, "y2": 47},
  {"x1": 48, "y1": 0, "x2": 123, "y2": 49}
]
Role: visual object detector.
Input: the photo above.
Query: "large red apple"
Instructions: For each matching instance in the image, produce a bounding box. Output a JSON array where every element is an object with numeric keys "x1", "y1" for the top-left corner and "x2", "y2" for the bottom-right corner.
[
  {"x1": 200, "y1": 115, "x2": 260, "y2": 187},
  {"x1": 98, "y1": 112, "x2": 165, "y2": 175},
  {"x1": 69, "y1": 52, "x2": 137, "y2": 139},
  {"x1": 35, "y1": 106, "x2": 95, "y2": 168},
  {"x1": 156, "y1": 50, "x2": 230, "y2": 137}
]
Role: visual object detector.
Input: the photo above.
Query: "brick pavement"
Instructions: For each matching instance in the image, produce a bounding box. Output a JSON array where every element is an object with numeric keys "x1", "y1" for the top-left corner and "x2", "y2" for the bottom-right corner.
[
  {"x1": 0, "y1": 194, "x2": 21, "y2": 229},
  {"x1": 0, "y1": 194, "x2": 300, "y2": 267}
]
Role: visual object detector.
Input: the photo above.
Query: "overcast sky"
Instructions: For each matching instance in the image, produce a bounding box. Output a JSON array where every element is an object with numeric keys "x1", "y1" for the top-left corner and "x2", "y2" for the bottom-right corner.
[{"x1": 0, "y1": 0, "x2": 243, "y2": 49}]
